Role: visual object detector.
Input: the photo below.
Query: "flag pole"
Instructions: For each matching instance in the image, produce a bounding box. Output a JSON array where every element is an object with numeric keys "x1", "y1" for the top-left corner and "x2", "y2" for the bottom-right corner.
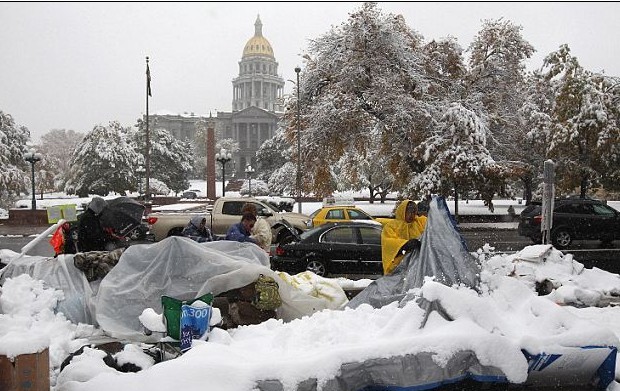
[{"x1": 145, "y1": 56, "x2": 151, "y2": 203}]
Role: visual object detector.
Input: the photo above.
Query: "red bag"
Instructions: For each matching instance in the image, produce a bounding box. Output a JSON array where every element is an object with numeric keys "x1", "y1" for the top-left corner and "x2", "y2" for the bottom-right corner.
[{"x1": 50, "y1": 225, "x2": 66, "y2": 255}]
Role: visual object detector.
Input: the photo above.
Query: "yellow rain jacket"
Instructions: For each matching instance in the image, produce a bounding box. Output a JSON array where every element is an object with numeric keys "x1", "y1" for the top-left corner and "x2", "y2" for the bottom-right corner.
[{"x1": 381, "y1": 200, "x2": 427, "y2": 275}]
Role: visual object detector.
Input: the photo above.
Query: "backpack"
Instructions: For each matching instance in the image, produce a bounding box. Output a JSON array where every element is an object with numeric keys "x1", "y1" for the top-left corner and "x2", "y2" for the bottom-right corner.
[{"x1": 252, "y1": 274, "x2": 282, "y2": 311}]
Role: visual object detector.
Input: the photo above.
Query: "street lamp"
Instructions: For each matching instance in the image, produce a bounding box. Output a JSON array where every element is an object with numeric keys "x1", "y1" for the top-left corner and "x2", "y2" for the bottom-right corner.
[
  {"x1": 215, "y1": 148, "x2": 232, "y2": 197},
  {"x1": 245, "y1": 165, "x2": 255, "y2": 197},
  {"x1": 136, "y1": 165, "x2": 146, "y2": 198},
  {"x1": 24, "y1": 148, "x2": 42, "y2": 210},
  {"x1": 295, "y1": 66, "x2": 302, "y2": 213}
]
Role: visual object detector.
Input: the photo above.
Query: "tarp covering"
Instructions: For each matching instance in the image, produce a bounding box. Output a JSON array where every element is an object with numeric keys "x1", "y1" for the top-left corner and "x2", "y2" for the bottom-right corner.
[
  {"x1": 0, "y1": 237, "x2": 346, "y2": 342},
  {"x1": 348, "y1": 196, "x2": 480, "y2": 310},
  {"x1": 0, "y1": 253, "x2": 95, "y2": 325},
  {"x1": 95, "y1": 237, "x2": 343, "y2": 341},
  {"x1": 339, "y1": 196, "x2": 617, "y2": 390}
]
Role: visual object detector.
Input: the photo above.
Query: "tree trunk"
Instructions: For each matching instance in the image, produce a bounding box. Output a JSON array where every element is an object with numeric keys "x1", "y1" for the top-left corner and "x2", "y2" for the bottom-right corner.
[
  {"x1": 522, "y1": 176, "x2": 533, "y2": 205},
  {"x1": 368, "y1": 186, "x2": 375, "y2": 204},
  {"x1": 454, "y1": 183, "x2": 459, "y2": 223},
  {"x1": 580, "y1": 174, "x2": 589, "y2": 198}
]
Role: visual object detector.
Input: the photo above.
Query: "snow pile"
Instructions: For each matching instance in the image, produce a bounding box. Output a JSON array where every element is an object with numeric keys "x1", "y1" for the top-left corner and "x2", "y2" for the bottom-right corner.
[
  {"x1": 481, "y1": 244, "x2": 620, "y2": 306},
  {"x1": 0, "y1": 274, "x2": 102, "y2": 384},
  {"x1": 1, "y1": 250, "x2": 619, "y2": 390}
]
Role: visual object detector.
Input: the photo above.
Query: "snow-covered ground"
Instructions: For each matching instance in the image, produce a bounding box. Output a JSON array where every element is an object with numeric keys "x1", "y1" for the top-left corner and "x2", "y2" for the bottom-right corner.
[
  {"x1": 1, "y1": 245, "x2": 620, "y2": 390},
  {"x1": 4, "y1": 179, "x2": 619, "y2": 219}
]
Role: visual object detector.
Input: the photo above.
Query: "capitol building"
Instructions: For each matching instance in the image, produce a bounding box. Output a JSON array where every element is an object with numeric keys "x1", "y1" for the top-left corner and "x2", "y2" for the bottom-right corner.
[{"x1": 151, "y1": 15, "x2": 286, "y2": 177}]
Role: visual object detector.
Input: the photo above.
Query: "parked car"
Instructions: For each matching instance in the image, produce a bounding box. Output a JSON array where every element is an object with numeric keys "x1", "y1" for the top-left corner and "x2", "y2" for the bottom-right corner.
[
  {"x1": 147, "y1": 197, "x2": 311, "y2": 244},
  {"x1": 270, "y1": 220, "x2": 383, "y2": 277},
  {"x1": 518, "y1": 197, "x2": 620, "y2": 249},
  {"x1": 308, "y1": 205, "x2": 375, "y2": 228}
]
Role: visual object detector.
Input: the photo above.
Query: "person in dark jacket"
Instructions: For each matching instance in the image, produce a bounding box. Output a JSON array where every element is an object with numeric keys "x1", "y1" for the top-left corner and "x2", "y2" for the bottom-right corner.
[
  {"x1": 77, "y1": 197, "x2": 108, "y2": 252},
  {"x1": 182, "y1": 216, "x2": 214, "y2": 242},
  {"x1": 225, "y1": 212, "x2": 258, "y2": 245}
]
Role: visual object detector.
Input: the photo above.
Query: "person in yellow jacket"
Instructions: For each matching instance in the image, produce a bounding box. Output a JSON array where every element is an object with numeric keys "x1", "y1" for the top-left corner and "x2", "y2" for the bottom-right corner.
[{"x1": 381, "y1": 200, "x2": 428, "y2": 275}]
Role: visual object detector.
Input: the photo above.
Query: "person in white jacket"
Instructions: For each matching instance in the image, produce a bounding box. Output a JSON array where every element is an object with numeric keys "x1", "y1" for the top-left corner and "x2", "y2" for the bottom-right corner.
[{"x1": 241, "y1": 203, "x2": 272, "y2": 252}]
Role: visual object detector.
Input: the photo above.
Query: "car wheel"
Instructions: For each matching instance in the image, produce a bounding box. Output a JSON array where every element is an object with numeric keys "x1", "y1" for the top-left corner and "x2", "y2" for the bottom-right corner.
[
  {"x1": 551, "y1": 229, "x2": 572, "y2": 249},
  {"x1": 305, "y1": 259, "x2": 327, "y2": 277},
  {"x1": 129, "y1": 228, "x2": 142, "y2": 241}
]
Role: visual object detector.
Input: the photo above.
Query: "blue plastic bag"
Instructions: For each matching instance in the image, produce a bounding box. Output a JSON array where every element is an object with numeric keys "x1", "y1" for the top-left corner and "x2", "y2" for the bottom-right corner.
[{"x1": 179, "y1": 303, "x2": 212, "y2": 352}]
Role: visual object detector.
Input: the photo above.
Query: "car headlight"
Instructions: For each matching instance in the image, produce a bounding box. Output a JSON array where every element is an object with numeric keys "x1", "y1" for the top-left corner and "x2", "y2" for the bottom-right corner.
[{"x1": 305, "y1": 220, "x2": 313, "y2": 228}]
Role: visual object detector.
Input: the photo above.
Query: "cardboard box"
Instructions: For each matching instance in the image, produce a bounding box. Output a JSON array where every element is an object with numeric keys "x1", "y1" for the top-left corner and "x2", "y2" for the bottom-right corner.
[{"x1": 0, "y1": 348, "x2": 50, "y2": 391}]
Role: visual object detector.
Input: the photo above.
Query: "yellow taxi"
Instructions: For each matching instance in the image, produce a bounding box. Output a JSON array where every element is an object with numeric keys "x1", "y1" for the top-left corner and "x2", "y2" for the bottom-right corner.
[{"x1": 308, "y1": 198, "x2": 375, "y2": 228}]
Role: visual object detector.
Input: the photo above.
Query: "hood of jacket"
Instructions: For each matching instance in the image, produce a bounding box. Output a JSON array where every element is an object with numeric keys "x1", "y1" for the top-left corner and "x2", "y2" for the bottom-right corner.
[
  {"x1": 190, "y1": 215, "x2": 206, "y2": 228},
  {"x1": 394, "y1": 200, "x2": 413, "y2": 221}
]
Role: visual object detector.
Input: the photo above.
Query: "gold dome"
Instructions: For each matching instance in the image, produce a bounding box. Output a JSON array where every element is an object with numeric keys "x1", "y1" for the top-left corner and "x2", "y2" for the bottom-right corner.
[{"x1": 242, "y1": 15, "x2": 275, "y2": 59}]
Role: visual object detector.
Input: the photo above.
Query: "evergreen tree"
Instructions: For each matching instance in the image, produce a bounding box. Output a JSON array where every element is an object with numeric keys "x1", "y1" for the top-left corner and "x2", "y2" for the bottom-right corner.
[
  {"x1": 66, "y1": 121, "x2": 140, "y2": 196},
  {"x1": 0, "y1": 111, "x2": 30, "y2": 208},
  {"x1": 36, "y1": 128, "x2": 84, "y2": 192},
  {"x1": 134, "y1": 119, "x2": 193, "y2": 195}
]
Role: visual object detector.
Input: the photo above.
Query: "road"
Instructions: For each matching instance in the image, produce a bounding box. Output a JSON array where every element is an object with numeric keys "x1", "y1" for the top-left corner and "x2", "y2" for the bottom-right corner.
[
  {"x1": 1, "y1": 229, "x2": 619, "y2": 274},
  {"x1": 461, "y1": 229, "x2": 620, "y2": 273}
]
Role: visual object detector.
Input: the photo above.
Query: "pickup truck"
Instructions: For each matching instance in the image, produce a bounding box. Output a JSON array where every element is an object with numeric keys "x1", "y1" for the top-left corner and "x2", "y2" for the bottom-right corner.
[{"x1": 146, "y1": 197, "x2": 311, "y2": 244}]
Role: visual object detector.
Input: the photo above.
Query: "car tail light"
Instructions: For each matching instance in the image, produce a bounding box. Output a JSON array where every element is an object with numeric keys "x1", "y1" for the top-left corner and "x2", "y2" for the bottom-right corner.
[
  {"x1": 147, "y1": 217, "x2": 158, "y2": 225},
  {"x1": 275, "y1": 246, "x2": 286, "y2": 256},
  {"x1": 533, "y1": 215, "x2": 542, "y2": 224}
]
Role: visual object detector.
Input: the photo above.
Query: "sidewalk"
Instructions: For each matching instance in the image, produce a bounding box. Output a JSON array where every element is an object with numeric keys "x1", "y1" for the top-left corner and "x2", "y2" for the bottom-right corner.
[{"x1": 0, "y1": 223, "x2": 53, "y2": 237}]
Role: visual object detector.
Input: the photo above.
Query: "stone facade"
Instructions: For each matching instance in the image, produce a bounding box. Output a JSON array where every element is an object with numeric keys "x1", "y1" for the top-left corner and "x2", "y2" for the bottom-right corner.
[{"x1": 149, "y1": 15, "x2": 285, "y2": 178}]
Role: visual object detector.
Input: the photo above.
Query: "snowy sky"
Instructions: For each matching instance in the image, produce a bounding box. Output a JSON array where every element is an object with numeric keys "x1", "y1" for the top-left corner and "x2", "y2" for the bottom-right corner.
[{"x1": 1, "y1": 2, "x2": 619, "y2": 142}]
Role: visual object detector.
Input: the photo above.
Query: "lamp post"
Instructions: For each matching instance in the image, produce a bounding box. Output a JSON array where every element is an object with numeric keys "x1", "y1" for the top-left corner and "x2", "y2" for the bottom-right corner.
[
  {"x1": 295, "y1": 66, "x2": 302, "y2": 213},
  {"x1": 24, "y1": 148, "x2": 42, "y2": 210},
  {"x1": 136, "y1": 165, "x2": 146, "y2": 198},
  {"x1": 215, "y1": 148, "x2": 232, "y2": 197},
  {"x1": 245, "y1": 165, "x2": 255, "y2": 197}
]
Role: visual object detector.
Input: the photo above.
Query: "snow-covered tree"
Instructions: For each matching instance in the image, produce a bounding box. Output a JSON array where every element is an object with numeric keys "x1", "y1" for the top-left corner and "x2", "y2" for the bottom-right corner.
[
  {"x1": 239, "y1": 179, "x2": 270, "y2": 197},
  {"x1": 518, "y1": 71, "x2": 556, "y2": 203},
  {"x1": 134, "y1": 119, "x2": 193, "y2": 194},
  {"x1": 281, "y1": 2, "x2": 431, "y2": 198},
  {"x1": 0, "y1": 111, "x2": 30, "y2": 208},
  {"x1": 35, "y1": 128, "x2": 84, "y2": 192},
  {"x1": 256, "y1": 127, "x2": 293, "y2": 185},
  {"x1": 192, "y1": 119, "x2": 209, "y2": 179},
  {"x1": 466, "y1": 19, "x2": 536, "y2": 201},
  {"x1": 410, "y1": 103, "x2": 507, "y2": 211},
  {"x1": 66, "y1": 121, "x2": 141, "y2": 196},
  {"x1": 334, "y1": 128, "x2": 395, "y2": 203},
  {"x1": 422, "y1": 36, "x2": 467, "y2": 100},
  {"x1": 268, "y1": 161, "x2": 297, "y2": 196},
  {"x1": 536, "y1": 45, "x2": 620, "y2": 196}
]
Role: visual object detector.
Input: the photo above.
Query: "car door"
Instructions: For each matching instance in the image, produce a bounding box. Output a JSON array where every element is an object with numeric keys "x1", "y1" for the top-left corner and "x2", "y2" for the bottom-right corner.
[
  {"x1": 590, "y1": 203, "x2": 620, "y2": 240},
  {"x1": 357, "y1": 225, "x2": 383, "y2": 274},
  {"x1": 553, "y1": 202, "x2": 587, "y2": 237},
  {"x1": 319, "y1": 226, "x2": 359, "y2": 274}
]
